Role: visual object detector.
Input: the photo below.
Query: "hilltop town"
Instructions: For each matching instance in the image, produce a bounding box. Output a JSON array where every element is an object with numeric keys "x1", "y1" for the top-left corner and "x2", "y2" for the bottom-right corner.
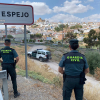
[{"x1": 0, "y1": 18, "x2": 100, "y2": 43}]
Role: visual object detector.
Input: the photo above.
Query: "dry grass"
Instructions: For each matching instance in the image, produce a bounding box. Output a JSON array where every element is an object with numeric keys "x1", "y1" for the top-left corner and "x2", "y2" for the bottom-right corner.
[
  {"x1": 84, "y1": 82, "x2": 100, "y2": 100},
  {"x1": 46, "y1": 47, "x2": 52, "y2": 51},
  {"x1": 95, "y1": 67, "x2": 100, "y2": 80},
  {"x1": 70, "y1": 82, "x2": 100, "y2": 100},
  {"x1": 14, "y1": 46, "x2": 56, "y2": 81}
]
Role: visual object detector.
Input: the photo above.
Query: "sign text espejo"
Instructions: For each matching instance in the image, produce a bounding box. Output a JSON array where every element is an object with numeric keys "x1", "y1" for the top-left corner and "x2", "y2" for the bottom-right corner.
[{"x1": 0, "y1": 3, "x2": 34, "y2": 25}]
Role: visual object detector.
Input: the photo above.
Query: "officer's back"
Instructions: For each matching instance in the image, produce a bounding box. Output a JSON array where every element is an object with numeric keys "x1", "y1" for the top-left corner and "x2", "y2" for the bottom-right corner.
[
  {"x1": 0, "y1": 39, "x2": 20, "y2": 98},
  {"x1": 58, "y1": 39, "x2": 89, "y2": 100}
]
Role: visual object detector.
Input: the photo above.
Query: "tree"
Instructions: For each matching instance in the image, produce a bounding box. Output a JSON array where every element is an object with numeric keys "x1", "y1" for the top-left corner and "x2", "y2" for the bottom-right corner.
[
  {"x1": 30, "y1": 33, "x2": 42, "y2": 39},
  {"x1": 26, "y1": 30, "x2": 31, "y2": 34},
  {"x1": 35, "y1": 33, "x2": 42, "y2": 38},
  {"x1": 65, "y1": 32, "x2": 77, "y2": 42},
  {"x1": 7, "y1": 35, "x2": 14, "y2": 38},
  {"x1": 99, "y1": 26, "x2": 100, "y2": 30},
  {"x1": 65, "y1": 24, "x2": 69, "y2": 29},
  {"x1": 54, "y1": 27, "x2": 60, "y2": 32},
  {"x1": 54, "y1": 24, "x2": 65, "y2": 32},
  {"x1": 97, "y1": 32, "x2": 100, "y2": 49},
  {"x1": 70, "y1": 24, "x2": 82, "y2": 29},
  {"x1": 59, "y1": 24, "x2": 65, "y2": 31},
  {"x1": 83, "y1": 29, "x2": 97, "y2": 48},
  {"x1": 30, "y1": 34, "x2": 35, "y2": 39}
]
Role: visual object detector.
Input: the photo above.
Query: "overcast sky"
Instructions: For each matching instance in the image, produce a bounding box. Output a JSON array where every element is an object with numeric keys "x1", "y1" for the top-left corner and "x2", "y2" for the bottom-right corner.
[{"x1": 0, "y1": 0, "x2": 100, "y2": 28}]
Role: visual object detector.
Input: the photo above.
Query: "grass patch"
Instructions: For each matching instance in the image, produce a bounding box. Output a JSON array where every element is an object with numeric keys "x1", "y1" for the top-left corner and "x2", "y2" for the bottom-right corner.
[
  {"x1": 17, "y1": 45, "x2": 22, "y2": 48},
  {"x1": 17, "y1": 67, "x2": 62, "y2": 85}
]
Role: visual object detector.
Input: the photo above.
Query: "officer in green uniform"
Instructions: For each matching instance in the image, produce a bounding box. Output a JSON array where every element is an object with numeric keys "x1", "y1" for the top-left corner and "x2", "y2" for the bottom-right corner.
[
  {"x1": 58, "y1": 39, "x2": 89, "y2": 100},
  {"x1": 0, "y1": 39, "x2": 20, "y2": 98}
]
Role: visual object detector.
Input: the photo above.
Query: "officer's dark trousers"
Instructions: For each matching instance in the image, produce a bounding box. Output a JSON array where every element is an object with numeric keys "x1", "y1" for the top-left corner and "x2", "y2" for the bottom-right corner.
[
  {"x1": 63, "y1": 78, "x2": 83, "y2": 100},
  {"x1": 2, "y1": 64, "x2": 18, "y2": 94}
]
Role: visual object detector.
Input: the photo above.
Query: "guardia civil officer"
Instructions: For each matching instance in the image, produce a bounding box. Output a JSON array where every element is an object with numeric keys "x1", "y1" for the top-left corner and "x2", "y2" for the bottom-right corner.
[
  {"x1": 0, "y1": 39, "x2": 20, "y2": 98},
  {"x1": 58, "y1": 39, "x2": 89, "y2": 100}
]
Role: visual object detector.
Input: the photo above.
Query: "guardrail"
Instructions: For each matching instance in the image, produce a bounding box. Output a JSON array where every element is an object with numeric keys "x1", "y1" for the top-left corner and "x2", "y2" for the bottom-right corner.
[{"x1": 0, "y1": 70, "x2": 9, "y2": 100}]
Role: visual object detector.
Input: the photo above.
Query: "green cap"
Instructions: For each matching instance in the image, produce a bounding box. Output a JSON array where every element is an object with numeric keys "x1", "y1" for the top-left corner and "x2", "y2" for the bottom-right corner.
[
  {"x1": 69, "y1": 39, "x2": 78, "y2": 46},
  {"x1": 5, "y1": 39, "x2": 11, "y2": 43}
]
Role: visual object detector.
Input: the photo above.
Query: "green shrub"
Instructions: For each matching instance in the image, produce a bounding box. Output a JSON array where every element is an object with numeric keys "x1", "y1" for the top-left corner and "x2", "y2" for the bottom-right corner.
[
  {"x1": 22, "y1": 39, "x2": 28, "y2": 43},
  {"x1": 50, "y1": 40, "x2": 54, "y2": 43},
  {"x1": 29, "y1": 39, "x2": 32, "y2": 42},
  {"x1": 40, "y1": 40, "x2": 43, "y2": 42},
  {"x1": 63, "y1": 44, "x2": 69, "y2": 48},
  {"x1": 22, "y1": 39, "x2": 24, "y2": 43},
  {"x1": 85, "y1": 51, "x2": 100, "y2": 75},
  {"x1": 27, "y1": 39, "x2": 28, "y2": 42},
  {"x1": 7, "y1": 35, "x2": 14, "y2": 38},
  {"x1": 33, "y1": 39, "x2": 36, "y2": 42},
  {"x1": 26, "y1": 30, "x2": 30, "y2": 33}
]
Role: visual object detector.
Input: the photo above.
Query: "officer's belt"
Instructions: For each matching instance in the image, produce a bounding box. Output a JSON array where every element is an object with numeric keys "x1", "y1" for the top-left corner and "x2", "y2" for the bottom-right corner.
[
  {"x1": 65, "y1": 75, "x2": 80, "y2": 78},
  {"x1": 2, "y1": 63, "x2": 14, "y2": 66}
]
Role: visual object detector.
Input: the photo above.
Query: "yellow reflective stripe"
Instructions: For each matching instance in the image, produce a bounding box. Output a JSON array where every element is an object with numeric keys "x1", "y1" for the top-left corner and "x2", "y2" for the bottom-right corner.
[
  {"x1": 67, "y1": 56, "x2": 69, "y2": 59},
  {"x1": 67, "y1": 56, "x2": 83, "y2": 62},
  {"x1": 1, "y1": 49, "x2": 12, "y2": 53},
  {"x1": 70, "y1": 56, "x2": 72, "y2": 59},
  {"x1": 75, "y1": 56, "x2": 77, "y2": 58},
  {"x1": 1, "y1": 50, "x2": 12, "y2": 52},
  {"x1": 77, "y1": 56, "x2": 79, "y2": 58},
  {"x1": 3, "y1": 52, "x2": 9, "y2": 53},
  {"x1": 70, "y1": 59, "x2": 80, "y2": 62},
  {"x1": 77, "y1": 59, "x2": 80, "y2": 62},
  {"x1": 71, "y1": 59, "x2": 73, "y2": 61},
  {"x1": 80, "y1": 57, "x2": 83, "y2": 59}
]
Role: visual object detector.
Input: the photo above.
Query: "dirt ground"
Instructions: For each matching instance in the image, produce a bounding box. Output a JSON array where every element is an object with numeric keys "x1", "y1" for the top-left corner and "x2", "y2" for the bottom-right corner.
[
  {"x1": 0, "y1": 75, "x2": 63, "y2": 100},
  {"x1": 0, "y1": 74, "x2": 74, "y2": 100}
]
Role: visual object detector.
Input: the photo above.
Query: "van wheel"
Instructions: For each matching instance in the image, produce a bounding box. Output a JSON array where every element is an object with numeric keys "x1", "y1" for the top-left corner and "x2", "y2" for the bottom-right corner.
[
  {"x1": 39, "y1": 57, "x2": 43, "y2": 62},
  {"x1": 28, "y1": 54, "x2": 31, "y2": 58}
]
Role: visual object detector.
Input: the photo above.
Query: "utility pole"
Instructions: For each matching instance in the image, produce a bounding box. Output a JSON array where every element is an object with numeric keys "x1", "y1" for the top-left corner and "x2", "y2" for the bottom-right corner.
[{"x1": 62, "y1": 27, "x2": 63, "y2": 47}]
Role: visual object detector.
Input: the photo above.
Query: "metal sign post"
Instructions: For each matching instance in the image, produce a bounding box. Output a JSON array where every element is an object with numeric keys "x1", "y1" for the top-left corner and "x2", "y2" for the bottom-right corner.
[
  {"x1": 24, "y1": 25, "x2": 28, "y2": 78},
  {"x1": 5, "y1": 25, "x2": 7, "y2": 39}
]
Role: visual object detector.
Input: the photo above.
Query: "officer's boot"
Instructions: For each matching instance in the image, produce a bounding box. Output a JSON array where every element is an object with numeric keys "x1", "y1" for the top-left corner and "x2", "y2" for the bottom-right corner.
[{"x1": 14, "y1": 92, "x2": 20, "y2": 98}]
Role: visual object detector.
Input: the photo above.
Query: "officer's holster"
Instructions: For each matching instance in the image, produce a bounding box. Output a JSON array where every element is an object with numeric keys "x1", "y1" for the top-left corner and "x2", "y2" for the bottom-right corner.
[
  {"x1": 63, "y1": 72, "x2": 66, "y2": 83},
  {"x1": 80, "y1": 72, "x2": 87, "y2": 84}
]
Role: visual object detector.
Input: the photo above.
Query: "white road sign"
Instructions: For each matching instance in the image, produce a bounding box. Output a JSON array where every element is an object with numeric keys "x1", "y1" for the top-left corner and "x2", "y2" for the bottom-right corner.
[{"x1": 0, "y1": 3, "x2": 34, "y2": 25}]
